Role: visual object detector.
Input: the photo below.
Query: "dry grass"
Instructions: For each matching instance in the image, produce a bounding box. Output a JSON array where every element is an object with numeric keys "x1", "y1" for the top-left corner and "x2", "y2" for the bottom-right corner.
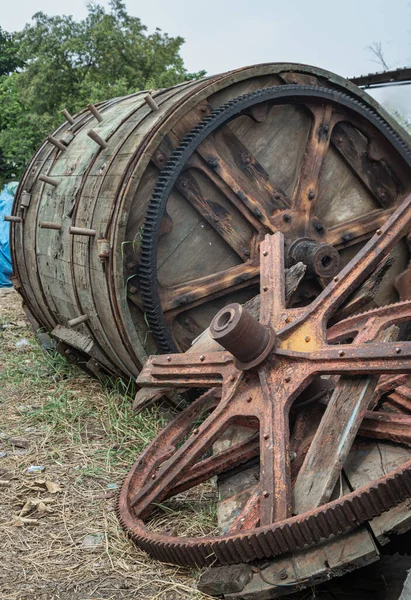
[{"x1": 0, "y1": 289, "x2": 214, "y2": 600}]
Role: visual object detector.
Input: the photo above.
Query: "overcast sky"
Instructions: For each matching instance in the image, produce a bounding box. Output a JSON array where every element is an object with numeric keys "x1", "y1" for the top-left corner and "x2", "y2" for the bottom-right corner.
[{"x1": 2, "y1": 0, "x2": 411, "y2": 116}]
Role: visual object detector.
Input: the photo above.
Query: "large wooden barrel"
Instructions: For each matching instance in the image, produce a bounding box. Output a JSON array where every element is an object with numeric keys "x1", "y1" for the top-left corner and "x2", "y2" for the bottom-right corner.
[{"x1": 9, "y1": 63, "x2": 411, "y2": 380}]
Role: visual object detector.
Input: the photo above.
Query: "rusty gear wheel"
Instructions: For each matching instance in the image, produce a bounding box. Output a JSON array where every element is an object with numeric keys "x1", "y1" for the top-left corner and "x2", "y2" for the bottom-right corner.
[{"x1": 118, "y1": 195, "x2": 411, "y2": 566}]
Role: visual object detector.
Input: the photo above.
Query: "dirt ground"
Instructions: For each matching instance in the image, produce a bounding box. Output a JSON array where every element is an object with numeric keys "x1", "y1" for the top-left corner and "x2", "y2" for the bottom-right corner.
[{"x1": 0, "y1": 288, "x2": 212, "y2": 600}]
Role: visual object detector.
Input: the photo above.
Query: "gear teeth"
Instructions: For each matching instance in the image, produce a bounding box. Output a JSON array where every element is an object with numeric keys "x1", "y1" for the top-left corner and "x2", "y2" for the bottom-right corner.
[{"x1": 139, "y1": 84, "x2": 411, "y2": 354}]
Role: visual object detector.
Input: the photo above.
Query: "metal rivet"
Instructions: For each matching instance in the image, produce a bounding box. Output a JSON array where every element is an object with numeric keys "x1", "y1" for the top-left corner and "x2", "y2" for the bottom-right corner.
[
  {"x1": 285, "y1": 377, "x2": 291, "y2": 383},
  {"x1": 264, "y1": 434, "x2": 269, "y2": 440},
  {"x1": 396, "y1": 347, "x2": 402, "y2": 354},
  {"x1": 376, "y1": 229, "x2": 382, "y2": 235},
  {"x1": 200, "y1": 355, "x2": 205, "y2": 361},
  {"x1": 263, "y1": 491, "x2": 269, "y2": 498},
  {"x1": 230, "y1": 375, "x2": 236, "y2": 382},
  {"x1": 333, "y1": 276, "x2": 339, "y2": 282},
  {"x1": 129, "y1": 286, "x2": 137, "y2": 294},
  {"x1": 304, "y1": 336, "x2": 311, "y2": 342},
  {"x1": 338, "y1": 350, "x2": 345, "y2": 357},
  {"x1": 193, "y1": 428, "x2": 199, "y2": 435},
  {"x1": 151, "y1": 474, "x2": 156, "y2": 479},
  {"x1": 263, "y1": 285, "x2": 268, "y2": 291},
  {"x1": 280, "y1": 570, "x2": 288, "y2": 580},
  {"x1": 167, "y1": 356, "x2": 171, "y2": 362},
  {"x1": 263, "y1": 250, "x2": 268, "y2": 256},
  {"x1": 283, "y1": 214, "x2": 291, "y2": 223},
  {"x1": 308, "y1": 190, "x2": 315, "y2": 200},
  {"x1": 247, "y1": 396, "x2": 252, "y2": 403}
]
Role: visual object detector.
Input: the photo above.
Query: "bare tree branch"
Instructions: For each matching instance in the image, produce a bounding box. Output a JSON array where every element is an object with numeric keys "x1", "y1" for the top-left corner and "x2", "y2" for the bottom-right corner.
[{"x1": 367, "y1": 41, "x2": 390, "y2": 70}]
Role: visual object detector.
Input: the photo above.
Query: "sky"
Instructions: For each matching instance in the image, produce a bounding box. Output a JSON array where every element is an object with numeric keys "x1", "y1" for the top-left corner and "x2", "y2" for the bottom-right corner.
[{"x1": 2, "y1": 0, "x2": 411, "y2": 116}]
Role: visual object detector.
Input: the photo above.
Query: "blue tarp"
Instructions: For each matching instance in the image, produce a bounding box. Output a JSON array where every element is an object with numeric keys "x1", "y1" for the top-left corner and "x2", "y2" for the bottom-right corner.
[{"x1": 0, "y1": 182, "x2": 18, "y2": 287}]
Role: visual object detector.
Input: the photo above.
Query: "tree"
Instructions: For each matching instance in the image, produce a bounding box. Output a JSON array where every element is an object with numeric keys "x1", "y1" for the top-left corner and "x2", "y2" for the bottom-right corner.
[{"x1": 0, "y1": 0, "x2": 205, "y2": 186}]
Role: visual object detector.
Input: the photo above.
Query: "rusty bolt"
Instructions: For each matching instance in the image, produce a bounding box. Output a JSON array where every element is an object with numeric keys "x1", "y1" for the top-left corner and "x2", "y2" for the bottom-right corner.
[
  {"x1": 244, "y1": 249, "x2": 250, "y2": 257},
  {"x1": 285, "y1": 376, "x2": 291, "y2": 383},
  {"x1": 304, "y1": 336, "x2": 311, "y2": 343},
  {"x1": 200, "y1": 355, "x2": 205, "y2": 361},
  {"x1": 156, "y1": 152, "x2": 165, "y2": 162},
  {"x1": 184, "y1": 318, "x2": 190, "y2": 325},
  {"x1": 333, "y1": 276, "x2": 339, "y2": 283},
  {"x1": 244, "y1": 156, "x2": 251, "y2": 164},
  {"x1": 152, "y1": 474, "x2": 156, "y2": 479},
  {"x1": 376, "y1": 229, "x2": 382, "y2": 235},
  {"x1": 263, "y1": 250, "x2": 268, "y2": 256},
  {"x1": 275, "y1": 192, "x2": 281, "y2": 199},
  {"x1": 314, "y1": 222, "x2": 324, "y2": 233},
  {"x1": 247, "y1": 396, "x2": 252, "y2": 403},
  {"x1": 263, "y1": 285, "x2": 268, "y2": 292},
  {"x1": 193, "y1": 428, "x2": 199, "y2": 435},
  {"x1": 279, "y1": 570, "x2": 288, "y2": 580},
  {"x1": 254, "y1": 208, "x2": 263, "y2": 218},
  {"x1": 263, "y1": 491, "x2": 270, "y2": 498},
  {"x1": 283, "y1": 214, "x2": 291, "y2": 223},
  {"x1": 308, "y1": 190, "x2": 316, "y2": 200},
  {"x1": 396, "y1": 347, "x2": 402, "y2": 354},
  {"x1": 338, "y1": 350, "x2": 345, "y2": 357},
  {"x1": 208, "y1": 158, "x2": 219, "y2": 168},
  {"x1": 230, "y1": 375, "x2": 236, "y2": 382},
  {"x1": 181, "y1": 180, "x2": 187, "y2": 188},
  {"x1": 129, "y1": 285, "x2": 137, "y2": 294},
  {"x1": 167, "y1": 356, "x2": 171, "y2": 362},
  {"x1": 264, "y1": 434, "x2": 269, "y2": 440}
]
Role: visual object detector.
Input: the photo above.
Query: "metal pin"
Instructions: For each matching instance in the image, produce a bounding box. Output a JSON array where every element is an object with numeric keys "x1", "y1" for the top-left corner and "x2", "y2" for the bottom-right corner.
[
  {"x1": 47, "y1": 135, "x2": 66, "y2": 152},
  {"x1": 97, "y1": 238, "x2": 110, "y2": 259},
  {"x1": 38, "y1": 174, "x2": 59, "y2": 187},
  {"x1": 61, "y1": 108, "x2": 75, "y2": 125},
  {"x1": 67, "y1": 314, "x2": 89, "y2": 328},
  {"x1": 88, "y1": 103, "x2": 103, "y2": 122},
  {"x1": 69, "y1": 226, "x2": 96, "y2": 237},
  {"x1": 87, "y1": 129, "x2": 108, "y2": 149},
  {"x1": 4, "y1": 215, "x2": 21, "y2": 223},
  {"x1": 20, "y1": 191, "x2": 31, "y2": 209},
  {"x1": 39, "y1": 222, "x2": 62, "y2": 231},
  {"x1": 144, "y1": 93, "x2": 160, "y2": 111}
]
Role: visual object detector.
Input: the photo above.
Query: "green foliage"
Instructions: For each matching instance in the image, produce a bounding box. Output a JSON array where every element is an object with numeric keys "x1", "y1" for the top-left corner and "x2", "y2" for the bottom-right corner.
[{"x1": 0, "y1": 0, "x2": 205, "y2": 186}]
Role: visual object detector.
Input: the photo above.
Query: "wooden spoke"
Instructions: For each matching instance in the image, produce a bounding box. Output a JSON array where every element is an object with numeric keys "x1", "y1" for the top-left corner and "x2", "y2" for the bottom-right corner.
[
  {"x1": 175, "y1": 170, "x2": 258, "y2": 259},
  {"x1": 332, "y1": 122, "x2": 398, "y2": 208},
  {"x1": 193, "y1": 126, "x2": 290, "y2": 229},
  {"x1": 291, "y1": 104, "x2": 335, "y2": 230},
  {"x1": 326, "y1": 208, "x2": 394, "y2": 248},
  {"x1": 160, "y1": 263, "x2": 260, "y2": 313}
]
